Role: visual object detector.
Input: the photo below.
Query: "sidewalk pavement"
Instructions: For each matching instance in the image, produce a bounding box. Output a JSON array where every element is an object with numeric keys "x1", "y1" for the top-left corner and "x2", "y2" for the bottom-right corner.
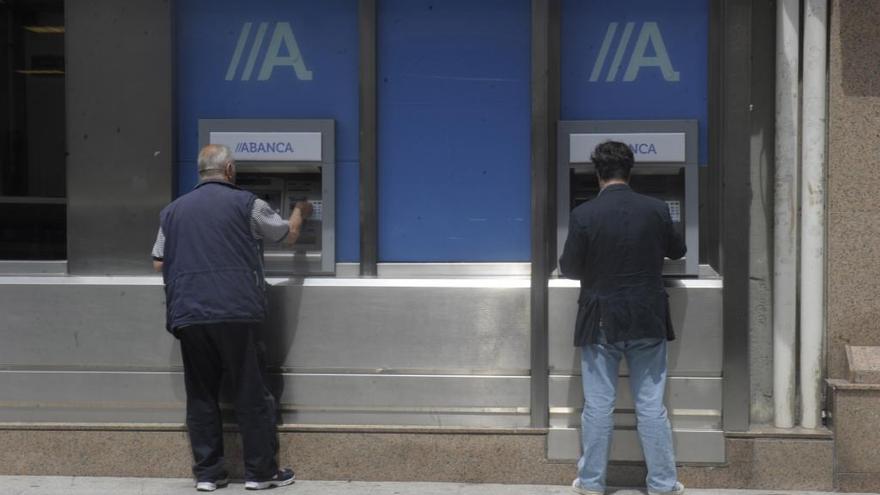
[{"x1": 0, "y1": 477, "x2": 875, "y2": 495}]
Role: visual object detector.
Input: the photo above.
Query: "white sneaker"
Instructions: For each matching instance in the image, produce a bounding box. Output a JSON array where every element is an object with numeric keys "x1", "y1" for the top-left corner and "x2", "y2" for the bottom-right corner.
[
  {"x1": 648, "y1": 481, "x2": 685, "y2": 495},
  {"x1": 245, "y1": 468, "x2": 296, "y2": 490},
  {"x1": 195, "y1": 477, "x2": 228, "y2": 492},
  {"x1": 571, "y1": 478, "x2": 604, "y2": 495}
]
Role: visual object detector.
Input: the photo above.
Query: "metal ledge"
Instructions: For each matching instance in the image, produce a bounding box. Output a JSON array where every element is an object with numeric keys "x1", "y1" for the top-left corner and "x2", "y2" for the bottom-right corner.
[
  {"x1": 0, "y1": 276, "x2": 721, "y2": 289},
  {"x1": 549, "y1": 278, "x2": 722, "y2": 289},
  {"x1": 0, "y1": 261, "x2": 67, "y2": 275},
  {"x1": 0, "y1": 422, "x2": 549, "y2": 435},
  {"x1": 0, "y1": 262, "x2": 721, "y2": 289},
  {"x1": 728, "y1": 425, "x2": 834, "y2": 440}
]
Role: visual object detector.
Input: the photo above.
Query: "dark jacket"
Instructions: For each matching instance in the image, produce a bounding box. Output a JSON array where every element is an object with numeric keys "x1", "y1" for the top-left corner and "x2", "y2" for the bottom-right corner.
[
  {"x1": 558, "y1": 183, "x2": 686, "y2": 346},
  {"x1": 160, "y1": 181, "x2": 266, "y2": 332}
]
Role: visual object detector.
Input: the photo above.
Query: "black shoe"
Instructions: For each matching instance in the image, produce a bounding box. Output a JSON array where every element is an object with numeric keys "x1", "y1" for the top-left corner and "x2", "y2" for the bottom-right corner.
[{"x1": 245, "y1": 468, "x2": 296, "y2": 490}]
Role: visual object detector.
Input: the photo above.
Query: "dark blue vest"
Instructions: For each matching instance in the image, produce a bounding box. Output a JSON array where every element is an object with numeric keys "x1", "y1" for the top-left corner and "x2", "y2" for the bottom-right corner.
[{"x1": 160, "y1": 181, "x2": 266, "y2": 331}]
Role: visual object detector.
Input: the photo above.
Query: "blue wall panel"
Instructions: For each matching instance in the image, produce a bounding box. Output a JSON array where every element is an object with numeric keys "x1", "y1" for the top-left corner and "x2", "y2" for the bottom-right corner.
[
  {"x1": 175, "y1": 0, "x2": 360, "y2": 261},
  {"x1": 377, "y1": 0, "x2": 531, "y2": 262},
  {"x1": 562, "y1": 0, "x2": 709, "y2": 165}
]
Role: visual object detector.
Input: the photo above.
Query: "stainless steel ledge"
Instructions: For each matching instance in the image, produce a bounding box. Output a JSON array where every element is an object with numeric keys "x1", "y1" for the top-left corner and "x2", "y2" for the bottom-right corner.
[
  {"x1": 0, "y1": 275, "x2": 533, "y2": 288},
  {"x1": 272, "y1": 277, "x2": 532, "y2": 288},
  {"x1": 0, "y1": 275, "x2": 164, "y2": 285},
  {"x1": 0, "y1": 275, "x2": 719, "y2": 289},
  {"x1": 0, "y1": 261, "x2": 67, "y2": 276},
  {"x1": 549, "y1": 277, "x2": 722, "y2": 289}
]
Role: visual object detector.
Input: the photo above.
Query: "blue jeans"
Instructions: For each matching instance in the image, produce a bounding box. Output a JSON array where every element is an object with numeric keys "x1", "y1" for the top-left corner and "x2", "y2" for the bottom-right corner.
[{"x1": 576, "y1": 335, "x2": 678, "y2": 493}]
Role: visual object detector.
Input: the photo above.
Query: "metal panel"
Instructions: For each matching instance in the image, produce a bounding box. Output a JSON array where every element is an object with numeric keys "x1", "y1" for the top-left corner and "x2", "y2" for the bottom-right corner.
[
  {"x1": 0, "y1": 261, "x2": 66, "y2": 275},
  {"x1": 553, "y1": 412, "x2": 720, "y2": 431},
  {"x1": 530, "y1": 0, "x2": 556, "y2": 429},
  {"x1": 549, "y1": 284, "x2": 724, "y2": 375},
  {"x1": 549, "y1": 376, "x2": 723, "y2": 429},
  {"x1": 546, "y1": 428, "x2": 725, "y2": 463},
  {"x1": 0, "y1": 371, "x2": 529, "y2": 427},
  {"x1": 2, "y1": 278, "x2": 724, "y2": 376},
  {"x1": 0, "y1": 371, "x2": 530, "y2": 409},
  {"x1": 0, "y1": 283, "x2": 176, "y2": 369},
  {"x1": 703, "y1": 1, "x2": 723, "y2": 271},
  {"x1": 264, "y1": 284, "x2": 530, "y2": 372},
  {"x1": 359, "y1": 0, "x2": 378, "y2": 276},
  {"x1": 65, "y1": 0, "x2": 173, "y2": 275},
  {"x1": 549, "y1": 376, "x2": 722, "y2": 413},
  {"x1": 0, "y1": 277, "x2": 532, "y2": 427},
  {"x1": 0, "y1": 281, "x2": 530, "y2": 373},
  {"x1": 718, "y1": 0, "x2": 753, "y2": 433}
]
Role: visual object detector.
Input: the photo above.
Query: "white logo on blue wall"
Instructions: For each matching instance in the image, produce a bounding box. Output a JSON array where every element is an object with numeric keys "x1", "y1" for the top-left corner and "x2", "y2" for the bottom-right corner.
[
  {"x1": 590, "y1": 22, "x2": 679, "y2": 83},
  {"x1": 226, "y1": 22, "x2": 313, "y2": 81},
  {"x1": 235, "y1": 141, "x2": 295, "y2": 154}
]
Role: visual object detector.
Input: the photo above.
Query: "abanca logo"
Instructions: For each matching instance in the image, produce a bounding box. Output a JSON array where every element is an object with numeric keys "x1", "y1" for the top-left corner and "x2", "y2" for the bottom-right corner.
[{"x1": 235, "y1": 141, "x2": 295, "y2": 154}]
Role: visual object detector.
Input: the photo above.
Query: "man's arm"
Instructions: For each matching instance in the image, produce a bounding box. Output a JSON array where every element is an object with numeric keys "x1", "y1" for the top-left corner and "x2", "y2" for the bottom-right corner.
[
  {"x1": 285, "y1": 201, "x2": 313, "y2": 245},
  {"x1": 250, "y1": 198, "x2": 313, "y2": 245},
  {"x1": 151, "y1": 227, "x2": 164, "y2": 272},
  {"x1": 558, "y1": 215, "x2": 587, "y2": 279},
  {"x1": 664, "y1": 206, "x2": 687, "y2": 260}
]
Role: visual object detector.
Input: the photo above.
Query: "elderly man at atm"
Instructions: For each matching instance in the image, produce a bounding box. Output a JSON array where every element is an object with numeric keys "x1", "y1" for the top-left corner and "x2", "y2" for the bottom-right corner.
[
  {"x1": 151, "y1": 144, "x2": 312, "y2": 492},
  {"x1": 559, "y1": 141, "x2": 687, "y2": 495}
]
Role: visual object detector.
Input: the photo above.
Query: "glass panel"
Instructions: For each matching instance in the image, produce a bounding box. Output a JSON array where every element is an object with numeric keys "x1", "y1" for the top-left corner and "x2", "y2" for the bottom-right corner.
[{"x1": 0, "y1": 0, "x2": 66, "y2": 260}]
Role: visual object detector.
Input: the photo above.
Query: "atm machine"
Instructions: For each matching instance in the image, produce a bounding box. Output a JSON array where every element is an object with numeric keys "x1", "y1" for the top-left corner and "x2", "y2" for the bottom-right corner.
[
  {"x1": 198, "y1": 119, "x2": 335, "y2": 275},
  {"x1": 556, "y1": 120, "x2": 699, "y2": 276}
]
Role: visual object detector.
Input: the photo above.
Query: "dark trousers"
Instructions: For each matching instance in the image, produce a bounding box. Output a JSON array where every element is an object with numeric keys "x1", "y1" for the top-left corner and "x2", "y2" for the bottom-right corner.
[{"x1": 178, "y1": 322, "x2": 279, "y2": 482}]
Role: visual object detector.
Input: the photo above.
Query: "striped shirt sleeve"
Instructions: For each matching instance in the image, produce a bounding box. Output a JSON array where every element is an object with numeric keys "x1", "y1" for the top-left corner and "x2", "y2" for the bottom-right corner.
[
  {"x1": 250, "y1": 198, "x2": 290, "y2": 242},
  {"x1": 152, "y1": 228, "x2": 165, "y2": 260},
  {"x1": 153, "y1": 199, "x2": 289, "y2": 260}
]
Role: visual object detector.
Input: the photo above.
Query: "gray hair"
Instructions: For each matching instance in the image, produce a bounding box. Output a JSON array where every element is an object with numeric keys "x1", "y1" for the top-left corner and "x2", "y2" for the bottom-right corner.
[{"x1": 197, "y1": 144, "x2": 234, "y2": 177}]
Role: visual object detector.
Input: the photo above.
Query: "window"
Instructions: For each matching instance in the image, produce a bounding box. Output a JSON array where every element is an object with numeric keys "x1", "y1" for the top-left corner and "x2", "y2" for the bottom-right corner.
[{"x1": 0, "y1": 0, "x2": 66, "y2": 260}]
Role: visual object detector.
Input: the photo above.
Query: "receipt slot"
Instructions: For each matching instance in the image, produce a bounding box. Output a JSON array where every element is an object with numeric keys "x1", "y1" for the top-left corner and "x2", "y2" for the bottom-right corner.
[
  {"x1": 199, "y1": 119, "x2": 335, "y2": 275},
  {"x1": 557, "y1": 120, "x2": 699, "y2": 276}
]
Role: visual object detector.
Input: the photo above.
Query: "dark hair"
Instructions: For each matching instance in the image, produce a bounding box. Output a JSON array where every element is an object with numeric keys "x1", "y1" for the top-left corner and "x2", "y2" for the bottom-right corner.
[{"x1": 591, "y1": 141, "x2": 634, "y2": 181}]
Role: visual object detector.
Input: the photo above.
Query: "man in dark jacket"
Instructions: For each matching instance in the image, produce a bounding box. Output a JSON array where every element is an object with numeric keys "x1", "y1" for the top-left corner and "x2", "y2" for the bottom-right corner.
[
  {"x1": 151, "y1": 144, "x2": 311, "y2": 492},
  {"x1": 559, "y1": 141, "x2": 686, "y2": 495}
]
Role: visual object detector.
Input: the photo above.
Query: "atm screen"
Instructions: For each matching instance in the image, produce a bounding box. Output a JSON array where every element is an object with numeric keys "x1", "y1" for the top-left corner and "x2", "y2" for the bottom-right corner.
[{"x1": 570, "y1": 167, "x2": 686, "y2": 238}]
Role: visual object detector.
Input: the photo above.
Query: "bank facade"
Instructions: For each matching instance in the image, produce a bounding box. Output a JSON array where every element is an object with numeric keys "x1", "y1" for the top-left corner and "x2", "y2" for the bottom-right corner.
[{"x1": 1, "y1": 0, "x2": 878, "y2": 491}]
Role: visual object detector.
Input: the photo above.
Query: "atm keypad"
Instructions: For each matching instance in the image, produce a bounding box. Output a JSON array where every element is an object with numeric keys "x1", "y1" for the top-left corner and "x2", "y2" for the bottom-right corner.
[
  {"x1": 665, "y1": 200, "x2": 681, "y2": 223},
  {"x1": 288, "y1": 198, "x2": 322, "y2": 221},
  {"x1": 310, "y1": 200, "x2": 323, "y2": 221}
]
